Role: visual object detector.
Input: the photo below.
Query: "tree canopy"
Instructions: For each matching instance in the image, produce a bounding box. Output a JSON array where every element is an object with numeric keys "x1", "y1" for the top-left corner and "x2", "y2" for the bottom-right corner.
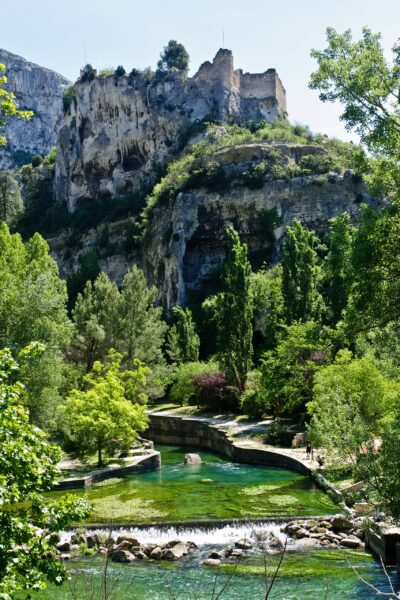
[
  {"x1": 0, "y1": 345, "x2": 90, "y2": 598},
  {"x1": 157, "y1": 40, "x2": 189, "y2": 74}
]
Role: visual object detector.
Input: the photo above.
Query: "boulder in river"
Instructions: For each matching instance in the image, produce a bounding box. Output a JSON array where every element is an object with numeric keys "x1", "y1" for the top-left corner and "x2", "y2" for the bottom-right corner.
[
  {"x1": 184, "y1": 453, "x2": 202, "y2": 464},
  {"x1": 162, "y1": 542, "x2": 189, "y2": 560},
  {"x1": 235, "y1": 538, "x2": 252, "y2": 550},
  {"x1": 111, "y1": 549, "x2": 136, "y2": 563}
]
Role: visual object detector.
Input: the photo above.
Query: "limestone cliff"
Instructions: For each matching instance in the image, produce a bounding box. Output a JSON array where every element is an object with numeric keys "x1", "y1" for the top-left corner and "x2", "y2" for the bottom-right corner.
[
  {"x1": 55, "y1": 49, "x2": 286, "y2": 211},
  {"x1": 142, "y1": 169, "x2": 382, "y2": 308},
  {"x1": 0, "y1": 49, "x2": 71, "y2": 169}
]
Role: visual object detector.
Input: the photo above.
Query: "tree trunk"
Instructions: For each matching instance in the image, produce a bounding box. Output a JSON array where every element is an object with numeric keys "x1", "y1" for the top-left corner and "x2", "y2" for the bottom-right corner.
[{"x1": 98, "y1": 443, "x2": 103, "y2": 467}]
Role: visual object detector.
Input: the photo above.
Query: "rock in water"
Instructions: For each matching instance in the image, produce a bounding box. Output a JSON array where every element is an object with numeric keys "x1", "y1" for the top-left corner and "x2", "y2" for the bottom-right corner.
[{"x1": 184, "y1": 453, "x2": 202, "y2": 465}]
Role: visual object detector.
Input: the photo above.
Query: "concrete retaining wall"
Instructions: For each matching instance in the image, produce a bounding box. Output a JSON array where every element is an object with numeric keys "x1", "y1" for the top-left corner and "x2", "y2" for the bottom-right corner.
[
  {"x1": 146, "y1": 414, "x2": 311, "y2": 475},
  {"x1": 54, "y1": 451, "x2": 161, "y2": 491}
]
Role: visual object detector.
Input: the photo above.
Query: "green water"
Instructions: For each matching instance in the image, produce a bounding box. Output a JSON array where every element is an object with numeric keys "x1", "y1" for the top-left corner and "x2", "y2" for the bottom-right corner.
[
  {"x1": 29, "y1": 550, "x2": 400, "y2": 599},
  {"x1": 51, "y1": 445, "x2": 338, "y2": 524}
]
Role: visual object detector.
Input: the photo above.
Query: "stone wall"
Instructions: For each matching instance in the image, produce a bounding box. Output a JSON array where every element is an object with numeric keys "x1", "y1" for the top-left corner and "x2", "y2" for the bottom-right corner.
[
  {"x1": 146, "y1": 414, "x2": 311, "y2": 475},
  {"x1": 54, "y1": 450, "x2": 161, "y2": 490}
]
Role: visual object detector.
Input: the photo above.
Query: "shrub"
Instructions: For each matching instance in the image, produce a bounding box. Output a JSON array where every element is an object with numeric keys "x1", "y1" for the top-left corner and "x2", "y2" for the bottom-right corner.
[
  {"x1": 31, "y1": 154, "x2": 42, "y2": 168},
  {"x1": 192, "y1": 372, "x2": 228, "y2": 409},
  {"x1": 99, "y1": 68, "x2": 114, "y2": 76},
  {"x1": 79, "y1": 64, "x2": 96, "y2": 83},
  {"x1": 264, "y1": 420, "x2": 295, "y2": 447},
  {"x1": 114, "y1": 65, "x2": 126, "y2": 78},
  {"x1": 240, "y1": 389, "x2": 265, "y2": 419},
  {"x1": 63, "y1": 85, "x2": 75, "y2": 113},
  {"x1": 169, "y1": 361, "x2": 219, "y2": 406}
]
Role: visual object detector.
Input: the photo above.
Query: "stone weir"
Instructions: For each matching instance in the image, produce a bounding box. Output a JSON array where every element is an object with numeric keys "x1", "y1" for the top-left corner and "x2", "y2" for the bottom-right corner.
[{"x1": 146, "y1": 413, "x2": 311, "y2": 475}]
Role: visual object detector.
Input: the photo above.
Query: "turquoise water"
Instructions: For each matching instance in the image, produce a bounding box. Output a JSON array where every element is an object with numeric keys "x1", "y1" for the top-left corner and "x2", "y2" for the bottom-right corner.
[
  {"x1": 30, "y1": 550, "x2": 400, "y2": 599},
  {"x1": 49, "y1": 445, "x2": 338, "y2": 524}
]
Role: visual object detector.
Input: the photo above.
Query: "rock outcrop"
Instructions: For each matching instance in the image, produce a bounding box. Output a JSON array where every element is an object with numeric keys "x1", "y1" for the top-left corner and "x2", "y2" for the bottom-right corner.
[
  {"x1": 55, "y1": 49, "x2": 286, "y2": 210},
  {"x1": 142, "y1": 165, "x2": 382, "y2": 307},
  {"x1": 0, "y1": 49, "x2": 71, "y2": 169}
]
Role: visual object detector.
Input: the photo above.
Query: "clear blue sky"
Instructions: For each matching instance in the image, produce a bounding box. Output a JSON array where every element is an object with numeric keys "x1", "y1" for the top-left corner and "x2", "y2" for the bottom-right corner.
[{"x1": 2, "y1": 0, "x2": 400, "y2": 140}]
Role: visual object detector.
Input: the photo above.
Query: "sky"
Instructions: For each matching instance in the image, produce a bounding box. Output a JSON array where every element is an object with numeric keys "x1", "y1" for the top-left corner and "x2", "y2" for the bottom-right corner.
[{"x1": 2, "y1": 0, "x2": 400, "y2": 141}]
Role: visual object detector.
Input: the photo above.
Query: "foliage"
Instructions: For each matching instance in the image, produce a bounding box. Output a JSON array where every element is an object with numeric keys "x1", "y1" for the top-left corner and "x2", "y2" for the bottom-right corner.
[
  {"x1": 166, "y1": 306, "x2": 200, "y2": 363},
  {"x1": 213, "y1": 228, "x2": 253, "y2": 396},
  {"x1": 114, "y1": 65, "x2": 126, "y2": 78},
  {"x1": 356, "y1": 421, "x2": 400, "y2": 522},
  {"x1": 323, "y1": 213, "x2": 354, "y2": 324},
  {"x1": 192, "y1": 371, "x2": 228, "y2": 410},
  {"x1": 67, "y1": 249, "x2": 100, "y2": 310},
  {"x1": 73, "y1": 267, "x2": 167, "y2": 373},
  {"x1": 157, "y1": 40, "x2": 189, "y2": 74},
  {"x1": 260, "y1": 321, "x2": 331, "y2": 417},
  {"x1": 0, "y1": 63, "x2": 32, "y2": 146},
  {"x1": 281, "y1": 220, "x2": 324, "y2": 324},
  {"x1": 79, "y1": 64, "x2": 96, "y2": 83},
  {"x1": 307, "y1": 350, "x2": 400, "y2": 466},
  {"x1": 346, "y1": 203, "x2": 400, "y2": 332},
  {"x1": 0, "y1": 170, "x2": 23, "y2": 225},
  {"x1": 0, "y1": 224, "x2": 72, "y2": 428},
  {"x1": 310, "y1": 27, "x2": 400, "y2": 199},
  {"x1": 0, "y1": 346, "x2": 90, "y2": 598},
  {"x1": 169, "y1": 361, "x2": 219, "y2": 406},
  {"x1": 62, "y1": 85, "x2": 75, "y2": 113},
  {"x1": 240, "y1": 388, "x2": 265, "y2": 419},
  {"x1": 59, "y1": 351, "x2": 149, "y2": 466},
  {"x1": 251, "y1": 265, "x2": 284, "y2": 353}
]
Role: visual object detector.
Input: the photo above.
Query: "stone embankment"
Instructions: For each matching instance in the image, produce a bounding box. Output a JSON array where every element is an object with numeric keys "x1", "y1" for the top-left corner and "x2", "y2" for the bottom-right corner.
[
  {"x1": 147, "y1": 412, "x2": 314, "y2": 475},
  {"x1": 54, "y1": 449, "x2": 160, "y2": 490}
]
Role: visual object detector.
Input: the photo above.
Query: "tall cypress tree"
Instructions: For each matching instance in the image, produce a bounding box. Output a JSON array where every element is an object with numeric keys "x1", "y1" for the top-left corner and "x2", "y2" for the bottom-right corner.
[
  {"x1": 324, "y1": 213, "x2": 354, "y2": 324},
  {"x1": 216, "y1": 228, "x2": 253, "y2": 396},
  {"x1": 281, "y1": 220, "x2": 323, "y2": 324}
]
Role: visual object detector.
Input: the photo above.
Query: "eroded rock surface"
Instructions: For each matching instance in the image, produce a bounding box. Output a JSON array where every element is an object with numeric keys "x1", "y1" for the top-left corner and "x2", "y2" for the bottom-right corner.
[{"x1": 0, "y1": 49, "x2": 70, "y2": 169}]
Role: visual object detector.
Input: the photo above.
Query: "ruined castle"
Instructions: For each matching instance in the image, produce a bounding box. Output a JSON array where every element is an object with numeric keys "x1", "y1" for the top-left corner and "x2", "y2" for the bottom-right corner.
[{"x1": 55, "y1": 49, "x2": 287, "y2": 210}]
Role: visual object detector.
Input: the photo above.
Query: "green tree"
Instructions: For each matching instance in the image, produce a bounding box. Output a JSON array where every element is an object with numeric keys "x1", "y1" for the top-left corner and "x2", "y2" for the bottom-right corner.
[
  {"x1": 73, "y1": 267, "x2": 167, "y2": 370},
  {"x1": 166, "y1": 306, "x2": 200, "y2": 363},
  {"x1": 73, "y1": 272, "x2": 120, "y2": 372},
  {"x1": 307, "y1": 350, "x2": 399, "y2": 466},
  {"x1": 169, "y1": 360, "x2": 219, "y2": 406},
  {"x1": 214, "y1": 228, "x2": 253, "y2": 396},
  {"x1": 356, "y1": 421, "x2": 400, "y2": 522},
  {"x1": 118, "y1": 266, "x2": 167, "y2": 365},
  {"x1": 0, "y1": 224, "x2": 72, "y2": 428},
  {"x1": 310, "y1": 27, "x2": 400, "y2": 200},
  {"x1": 346, "y1": 204, "x2": 400, "y2": 332},
  {"x1": 157, "y1": 40, "x2": 189, "y2": 74},
  {"x1": 260, "y1": 321, "x2": 331, "y2": 416},
  {"x1": 0, "y1": 345, "x2": 90, "y2": 598},
  {"x1": 281, "y1": 220, "x2": 323, "y2": 324},
  {"x1": 0, "y1": 63, "x2": 32, "y2": 146},
  {"x1": 0, "y1": 170, "x2": 23, "y2": 225},
  {"x1": 250, "y1": 265, "x2": 284, "y2": 353},
  {"x1": 323, "y1": 213, "x2": 354, "y2": 324},
  {"x1": 60, "y1": 351, "x2": 149, "y2": 466}
]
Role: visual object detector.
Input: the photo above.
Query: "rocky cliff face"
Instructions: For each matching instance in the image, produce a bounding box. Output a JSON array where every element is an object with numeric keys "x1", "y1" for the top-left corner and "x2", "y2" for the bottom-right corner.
[
  {"x1": 55, "y1": 49, "x2": 286, "y2": 211},
  {"x1": 0, "y1": 49, "x2": 71, "y2": 169},
  {"x1": 143, "y1": 169, "x2": 382, "y2": 308}
]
